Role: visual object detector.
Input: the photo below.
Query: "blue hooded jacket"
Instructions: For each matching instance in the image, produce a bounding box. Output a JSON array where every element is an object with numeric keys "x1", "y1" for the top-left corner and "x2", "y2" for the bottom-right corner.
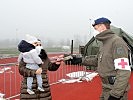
[{"x1": 18, "y1": 40, "x2": 35, "y2": 53}]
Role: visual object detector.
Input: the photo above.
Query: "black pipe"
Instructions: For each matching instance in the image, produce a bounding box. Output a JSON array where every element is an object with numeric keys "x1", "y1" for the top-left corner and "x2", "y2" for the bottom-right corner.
[{"x1": 71, "y1": 40, "x2": 73, "y2": 54}]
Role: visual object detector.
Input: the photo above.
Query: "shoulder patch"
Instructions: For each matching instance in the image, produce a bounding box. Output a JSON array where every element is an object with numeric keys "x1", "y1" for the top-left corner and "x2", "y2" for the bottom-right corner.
[
  {"x1": 116, "y1": 47, "x2": 125, "y2": 55},
  {"x1": 113, "y1": 45, "x2": 128, "y2": 59}
]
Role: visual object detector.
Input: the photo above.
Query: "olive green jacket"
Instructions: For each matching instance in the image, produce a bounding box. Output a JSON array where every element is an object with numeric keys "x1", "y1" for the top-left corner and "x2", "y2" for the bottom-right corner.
[{"x1": 82, "y1": 29, "x2": 131, "y2": 98}]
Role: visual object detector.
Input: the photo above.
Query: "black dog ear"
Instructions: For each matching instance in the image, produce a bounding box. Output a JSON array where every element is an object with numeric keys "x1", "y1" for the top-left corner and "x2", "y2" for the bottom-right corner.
[{"x1": 39, "y1": 49, "x2": 48, "y2": 60}]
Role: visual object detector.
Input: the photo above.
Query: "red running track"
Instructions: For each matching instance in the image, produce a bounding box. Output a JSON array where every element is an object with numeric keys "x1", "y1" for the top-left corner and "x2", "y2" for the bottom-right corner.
[
  {"x1": 51, "y1": 73, "x2": 133, "y2": 100},
  {"x1": 0, "y1": 56, "x2": 133, "y2": 100}
]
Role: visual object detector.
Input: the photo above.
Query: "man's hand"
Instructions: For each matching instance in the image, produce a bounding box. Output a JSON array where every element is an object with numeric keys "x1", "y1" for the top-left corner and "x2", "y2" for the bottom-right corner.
[
  {"x1": 50, "y1": 55, "x2": 64, "y2": 63},
  {"x1": 50, "y1": 58, "x2": 61, "y2": 64},
  {"x1": 36, "y1": 68, "x2": 42, "y2": 75},
  {"x1": 58, "y1": 55, "x2": 64, "y2": 58}
]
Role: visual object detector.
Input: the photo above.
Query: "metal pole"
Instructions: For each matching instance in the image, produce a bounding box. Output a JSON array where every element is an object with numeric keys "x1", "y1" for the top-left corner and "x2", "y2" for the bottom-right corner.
[{"x1": 71, "y1": 40, "x2": 73, "y2": 54}]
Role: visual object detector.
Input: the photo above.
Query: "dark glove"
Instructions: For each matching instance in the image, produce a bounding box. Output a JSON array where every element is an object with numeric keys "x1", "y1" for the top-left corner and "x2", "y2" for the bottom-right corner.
[{"x1": 108, "y1": 95, "x2": 120, "y2": 100}]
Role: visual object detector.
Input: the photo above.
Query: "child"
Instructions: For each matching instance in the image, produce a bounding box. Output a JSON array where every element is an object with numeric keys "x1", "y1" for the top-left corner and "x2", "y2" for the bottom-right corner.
[{"x1": 18, "y1": 34, "x2": 45, "y2": 95}]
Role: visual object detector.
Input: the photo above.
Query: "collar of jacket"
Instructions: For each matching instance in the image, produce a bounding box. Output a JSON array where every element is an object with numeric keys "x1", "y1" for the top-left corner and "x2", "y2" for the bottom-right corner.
[{"x1": 95, "y1": 29, "x2": 115, "y2": 42}]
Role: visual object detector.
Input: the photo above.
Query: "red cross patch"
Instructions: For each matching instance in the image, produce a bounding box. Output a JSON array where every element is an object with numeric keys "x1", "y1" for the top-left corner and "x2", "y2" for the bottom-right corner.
[
  {"x1": 114, "y1": 58, "x2": 131, "y2": 71},
  {"x1": 118, "y1": 59, "x2": 128, "y2": 69}
]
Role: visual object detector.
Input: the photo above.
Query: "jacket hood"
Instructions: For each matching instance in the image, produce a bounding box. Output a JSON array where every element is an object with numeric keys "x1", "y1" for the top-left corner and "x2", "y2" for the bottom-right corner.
[
  {"x1": 18, "y1": 40, "x2": 35, "y2": 53},
  {"x1": 95, "y1": 29, "x2": 115, "y2": 42}
]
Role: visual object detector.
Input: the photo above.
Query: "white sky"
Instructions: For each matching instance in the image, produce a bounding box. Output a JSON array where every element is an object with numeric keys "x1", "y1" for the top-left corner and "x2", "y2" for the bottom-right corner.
[{"x1": 0, "y1": 0, "x2": 133, "y2": 42}]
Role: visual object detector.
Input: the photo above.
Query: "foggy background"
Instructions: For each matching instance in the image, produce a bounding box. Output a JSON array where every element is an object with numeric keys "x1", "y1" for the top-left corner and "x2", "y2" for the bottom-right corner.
[{"x1": 0, "y1": 0, "x2": 133, "y2": 48}]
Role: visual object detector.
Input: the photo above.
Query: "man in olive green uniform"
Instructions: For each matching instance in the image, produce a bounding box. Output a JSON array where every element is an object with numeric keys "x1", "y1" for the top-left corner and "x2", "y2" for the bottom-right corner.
[{"x1": 82, "y1": 17, "x2": 131, "y2": 100}]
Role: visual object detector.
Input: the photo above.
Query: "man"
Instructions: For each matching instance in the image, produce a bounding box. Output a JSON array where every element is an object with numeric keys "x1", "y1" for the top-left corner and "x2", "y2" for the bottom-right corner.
[{"x1": 82, "y1": 17, "x2": 131, "y2": 100}]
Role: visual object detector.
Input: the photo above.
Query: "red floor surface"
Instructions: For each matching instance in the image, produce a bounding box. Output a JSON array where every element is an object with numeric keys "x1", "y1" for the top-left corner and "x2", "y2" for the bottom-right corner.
[
  {"x1": 51, "y1": 73, "x2": 133, "y2": 100},
  {"x1": 0, "y1": 56, "x2": 133, "y2": 100},
  {"x1": 51, "y1": 76, "x2": 101, "y2": 100}
]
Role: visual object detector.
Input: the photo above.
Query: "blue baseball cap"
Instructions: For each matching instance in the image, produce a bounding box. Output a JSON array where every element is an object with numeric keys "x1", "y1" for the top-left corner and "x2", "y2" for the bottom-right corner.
[{"x1": 92, "y1": 17, "x2": 111, "y2": 27}]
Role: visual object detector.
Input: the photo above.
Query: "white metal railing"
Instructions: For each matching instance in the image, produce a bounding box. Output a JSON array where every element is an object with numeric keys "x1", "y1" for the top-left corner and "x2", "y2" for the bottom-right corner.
[
  {"x1": 0, "y1": 63, "x2": 22, "y2": 100},
  {"x1": 0, "y1": 61, "x2": 88, "y2": 100},
  {"x1": 48, "y1": 62, "x2": 87, "y2": 85}
]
